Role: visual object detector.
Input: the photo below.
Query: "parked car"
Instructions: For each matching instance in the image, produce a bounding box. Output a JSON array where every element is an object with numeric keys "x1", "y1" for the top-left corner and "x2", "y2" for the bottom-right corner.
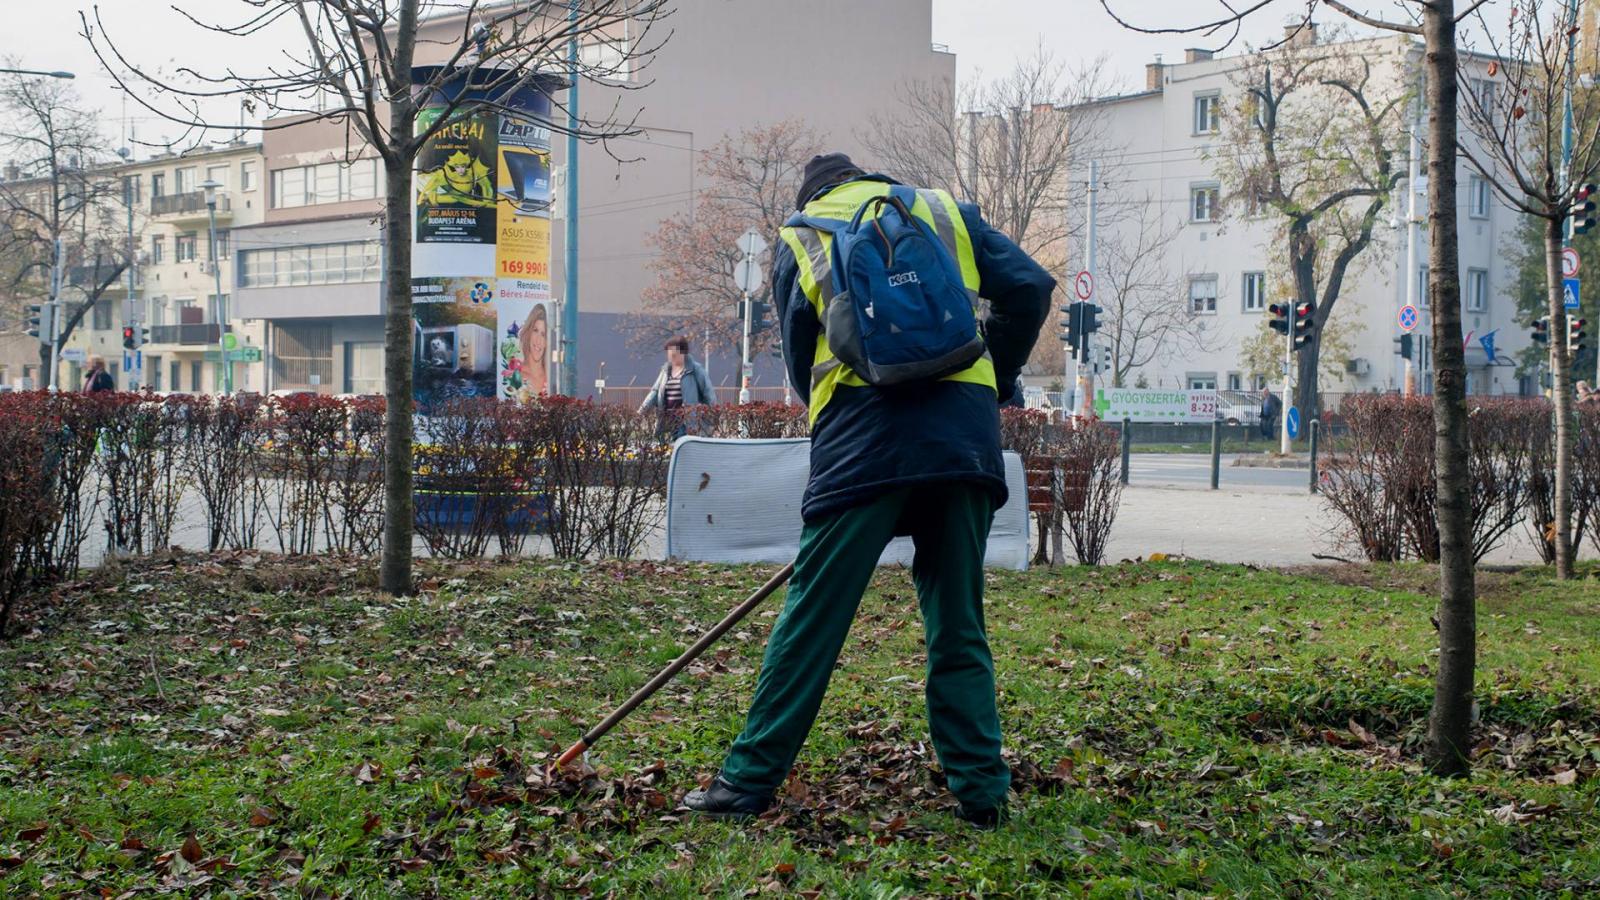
[{"x1": 1215, "y1": 390, "x2": 1262, "y2": 426}]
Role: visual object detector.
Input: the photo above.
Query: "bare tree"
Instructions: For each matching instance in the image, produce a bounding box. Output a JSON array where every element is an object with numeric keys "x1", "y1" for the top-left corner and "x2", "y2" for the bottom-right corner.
[
  {"x1": 1092, "y1": 191, "x2": 1209, "y2": 387},
  {"x1": 85, "y1": 0, "x2": 670, "y2": 595},
  {"x1": 0, "y1": 68, "x2": 129, "y2": 380},
  {"x1": 865, "y1": 48, "x2": 1110, "y2": 257},
  {"x1": 1456, "y1": 0, "x2": 1600, "y2": 580},
  {"x1": 1216, "y1": 28, "x2": 1406, "y2": 418},
  {"x1": 1099, "y1": 0, "x2": 1483, "y2": 777},
  {"x1": 624, "y1": 120, "x2": 821, "y2": 355}
]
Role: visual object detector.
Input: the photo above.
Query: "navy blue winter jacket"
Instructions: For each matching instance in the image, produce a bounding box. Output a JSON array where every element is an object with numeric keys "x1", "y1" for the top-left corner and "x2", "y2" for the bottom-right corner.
[{"x1": 773, "y1": 186, "x2": 1054, "y2": 524}]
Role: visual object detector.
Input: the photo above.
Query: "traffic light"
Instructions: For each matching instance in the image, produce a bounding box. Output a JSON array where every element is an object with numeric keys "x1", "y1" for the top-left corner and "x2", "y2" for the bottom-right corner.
[
  {"x1": 1058, "y1": 301, "x2": 1083, "y2": 353},
  {"x1": 1291, "y1": 300, "x2": 1316, "y2": 351},
  {"x1": 770, "y1": 339, "x2": 783, "y2": 360},
  {"x1": 122, "y1": 325, "x2": 136, "y2": 350},
  {"x1": 140, "y1": 324, "x2": 151, "y2": 346},
  {"x1": 749, "y1": 298, "x2": 772, "y2": 332},
  {"x1": 1395, "y1": 333, "x2": 1414, "y2": 360},
  {"x1": 25, "y1": 303, "x2": 54, "y2": 344},
  {"x1": 1574, "y1": 183, "x2": 1598, "y2": 236},
  {"x1": 1082, "y1": 303, "x2": 1101, "y2": 335},
  {"x1": 1534, "y1": 316, "x2": 1550, "y2": 344},
  {"x1": 1268, "y1": 302, "x2": 1291, "y2": 335},
  {"x1": 1569, "y1": 316, "x2": 1588, "y2": 354}
]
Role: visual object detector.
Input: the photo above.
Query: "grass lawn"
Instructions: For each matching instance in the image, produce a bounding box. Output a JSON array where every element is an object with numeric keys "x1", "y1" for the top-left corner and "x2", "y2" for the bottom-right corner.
[{"x1": 1, "y1": 555, "x2": 1598, "y2": 897}]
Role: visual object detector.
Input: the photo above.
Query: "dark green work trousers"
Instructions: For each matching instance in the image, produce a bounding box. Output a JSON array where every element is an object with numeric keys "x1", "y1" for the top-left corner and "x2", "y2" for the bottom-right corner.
[{"x1": 720, "y1": 483, "x2": 1010, "y2": 809}]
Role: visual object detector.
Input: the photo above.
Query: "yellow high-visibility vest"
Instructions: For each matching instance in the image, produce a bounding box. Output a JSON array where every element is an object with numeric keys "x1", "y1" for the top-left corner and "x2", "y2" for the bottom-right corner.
[{"x1": 778, "y1": 181, "x2": 996, "y2": 425}]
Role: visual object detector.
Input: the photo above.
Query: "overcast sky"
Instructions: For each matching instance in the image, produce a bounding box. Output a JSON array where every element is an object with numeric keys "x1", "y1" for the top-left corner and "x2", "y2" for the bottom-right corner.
[{"x1": 6, "y1": 1, "x2": 1381, "y2": 154}]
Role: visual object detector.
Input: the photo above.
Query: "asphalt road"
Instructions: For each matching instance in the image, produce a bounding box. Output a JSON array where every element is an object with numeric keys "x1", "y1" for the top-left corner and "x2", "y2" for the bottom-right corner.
[{"x1": 1125, "y1": 453, "x2": 1314, "y2": 491}]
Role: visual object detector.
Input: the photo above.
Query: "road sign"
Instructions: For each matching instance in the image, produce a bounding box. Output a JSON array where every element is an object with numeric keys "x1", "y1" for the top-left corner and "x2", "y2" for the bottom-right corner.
[
  {"x1": 733, "y1": 255, "x2": 763, "y2": 294},
  {"x1": 61, "y1": 347, "x2": 86, "y2": 364},
  {"x1": 1398, "y1": 304, "x2": 1419, "y2": 333},
  {"x1": 1563, "y1": 246, "x2": 1581, "y2": 278},
  {"x1": 1074, "y1": 270, "x2": 1094, "y2": 300},
  {"x1": 1286, "y1": 406, "x2": 1302, "y2": 440},
  {"x1": 736, "y1": 228, "x2": 768, "y2": 257},
  {"x1": 1565, "y1": 277, "x2": 1582, "y2": 310}
]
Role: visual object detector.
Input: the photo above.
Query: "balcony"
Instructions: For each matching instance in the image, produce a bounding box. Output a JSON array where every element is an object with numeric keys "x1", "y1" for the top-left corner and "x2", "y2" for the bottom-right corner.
[
  {"x1": 150, "y1": 191, "x2": 233, "y2": 223},
  {"x1": 67, "y1": 264, "x2": 139, "y2": 292},
  {"x1": 149, "y1": 322, "x2": 222, "y2": 345}
]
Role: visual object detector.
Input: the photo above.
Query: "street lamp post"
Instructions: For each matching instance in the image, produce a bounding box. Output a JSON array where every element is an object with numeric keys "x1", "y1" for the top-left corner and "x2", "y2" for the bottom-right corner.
[
  {"x1": 0, "y1": 68, "x2": 74, "y2": 79},
  {"x1": 199, "y1": 178, "x2": 231, "y2": 394}
]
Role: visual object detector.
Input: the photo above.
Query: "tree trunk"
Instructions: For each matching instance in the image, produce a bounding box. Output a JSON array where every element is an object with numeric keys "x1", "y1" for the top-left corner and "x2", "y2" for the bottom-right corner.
[
  {"x1": 1422, "y1": 0, "x2": 1477, "y2": 778},
  {"x1": 379, "y1": 10, "x2": 419, "y2": 597},
  {"x1": 1544, "y1": 216, "x2": 1576, "y2": 578}
]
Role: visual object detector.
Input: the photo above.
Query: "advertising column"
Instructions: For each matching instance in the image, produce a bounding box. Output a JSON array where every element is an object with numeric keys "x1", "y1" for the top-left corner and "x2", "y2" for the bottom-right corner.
[{"x1": 411, "y1": 75, "x2": 554, "y2": 413}]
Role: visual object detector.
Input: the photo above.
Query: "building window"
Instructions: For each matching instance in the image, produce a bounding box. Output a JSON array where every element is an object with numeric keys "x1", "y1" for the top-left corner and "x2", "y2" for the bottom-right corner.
[
  {"x1": 1466, "y1": 268, "x2": 1489, "y2": 313},
  {"x1": 209, "y1": 293, "x2": 230, "y2": 323},
  {"x1": 580, "y1": 37, "x2": 633, "y2": 80},
  {"x1": 1189, "y1": 275, "x2": 1218, "y2": 314},
  {"x1": 1242, "y1": 271, "x2": 1266, "y2": 312},
  {"x1": 345, "y1": 341, "x2": 384, "y2": 394},
  {"x1": 270, "y1": 158, "x2": 382, "y2": 209},
  {"x1": 241, "y1": 160, "x2": 258, "y2": 192},
  {"x1": 1252, "y1": 374, "x2": 1267, "y2": 391},
  {"x1": 175, "y1": 166, "x2": 198, "y2": 194},
  {"x1": 175, "y1": 233, "x2": 198, "y2": 263},
  {"x1": 1187, "y1": 373, "x2": 1218, "y2": 390},
  {"x1": 1227, "y1": 372, "x2": 1243, "y2": 391},
  {"x1": 239, "y1": 240, "x2": 382, "y2": 287},
  {"x1": 212, "y1": 229, "x2": 230, "y2": 260},
  {"x1": 1417, "y1": 266, "x2": 1430, "y2": 309},
  {"x1": 151, "y1": 173, "x2": 165, "y2": 198},
  {"x1": 272, "y1": 321, "x2": 334, "y2": 392},
  {"x1": 1193, "y1": 92, "x2": 1221, "y2": 134},
  {"x1": 151, "y1": 235, "x2": 165, "y2": 264},
  {"x1": 1469, "y1": 176, "x2": 1491, "y2": 219},
  {"x1": 191, "y1": 360, "x2": 202, "y2": 393},
  {"x1": 92, "y1": 299, "x2": 112, "y2": 331},
  {"x1": 1469, "y1": 77, "x2": 1495, "y2": 125},
  {"x1": 124, "y1": 174, "x2": 142, "y2": 204},
  {"x1": 1191, "y1": 184, "x2": 1220, "y2": 222},
  {"x1": 206, "y1": 164, "x2": 229, "y2": 190}
]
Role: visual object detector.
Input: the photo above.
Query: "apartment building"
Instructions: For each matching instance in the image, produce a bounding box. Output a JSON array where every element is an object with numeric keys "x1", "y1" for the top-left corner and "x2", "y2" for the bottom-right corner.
[
  {"x1": 1080, "y1": 32, "x2": 1528, "y2": 399},
  {"x1": 52, "y1": 141, "x2": 267, "y2": 392},
  {"x1": 235, "y1": 0, "x2": 955, "y2": 396}
]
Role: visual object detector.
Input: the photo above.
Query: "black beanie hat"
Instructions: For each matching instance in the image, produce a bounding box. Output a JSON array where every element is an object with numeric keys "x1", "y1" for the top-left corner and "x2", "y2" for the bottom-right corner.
[{"x1": 795, "y1": 152, "x2": 862, "y2": 210}]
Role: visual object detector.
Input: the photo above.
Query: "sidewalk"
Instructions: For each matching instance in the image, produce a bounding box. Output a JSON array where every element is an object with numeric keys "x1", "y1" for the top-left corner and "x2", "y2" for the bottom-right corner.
[{"x1": 1100, "y1": 483, "x2": 1551, "y2": 567}]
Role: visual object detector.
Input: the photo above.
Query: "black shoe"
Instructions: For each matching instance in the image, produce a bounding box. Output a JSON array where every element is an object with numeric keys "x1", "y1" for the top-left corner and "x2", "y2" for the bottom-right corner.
[
  {"x1": 954, "y1": 803, "x2": 1008, "y2": 829},
  {"x1": 682, "y1": 774, "x2": 773, "y2": 819}
]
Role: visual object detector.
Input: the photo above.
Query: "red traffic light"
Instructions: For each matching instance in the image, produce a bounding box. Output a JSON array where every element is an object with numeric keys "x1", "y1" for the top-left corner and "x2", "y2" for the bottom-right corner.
[
  {"x1": 1268, "y1": 302, "x2": 1290, "y2": 318},
  {"x1": 1580, "y1": 184, "x2": 1598, "y2": 202}
]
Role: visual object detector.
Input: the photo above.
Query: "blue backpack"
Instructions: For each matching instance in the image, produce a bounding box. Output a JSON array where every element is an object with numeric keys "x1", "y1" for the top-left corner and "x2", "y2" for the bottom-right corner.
[{"x1": 786, "y1": 184, "x2": 984, "y2": 386}]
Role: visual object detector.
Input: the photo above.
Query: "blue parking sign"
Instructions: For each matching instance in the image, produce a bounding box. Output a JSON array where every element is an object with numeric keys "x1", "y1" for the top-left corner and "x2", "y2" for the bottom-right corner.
[{"x1": 1565, "y1": 277, "x2": 1581, "y2": 310}]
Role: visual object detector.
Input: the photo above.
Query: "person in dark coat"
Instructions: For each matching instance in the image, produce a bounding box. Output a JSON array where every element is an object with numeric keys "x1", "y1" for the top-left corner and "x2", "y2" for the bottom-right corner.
[
  {"x1": 1260, "y1": 387, "x2": 1281, "y2": 439},
  {"x1": 684, "y1": 153, "x2": 1052, "y2": 828},
  {"x1": 81, "y1": 356, "x2": 115, "y2": 393}
]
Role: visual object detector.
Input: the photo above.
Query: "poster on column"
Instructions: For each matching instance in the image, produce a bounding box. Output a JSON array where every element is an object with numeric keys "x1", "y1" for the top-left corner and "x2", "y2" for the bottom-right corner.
[
  {"x1": 494, "y1": 115, "x2": 553, "y2": 306},
  {"x1": 411, "y1": 276, "x2": 498, "y2": 414},
  {"x1": 497, "y1": 298, "x2": 553, "y2": 401},
  {"x1": 414, "y1": 108, "x2": 498, "y2": 245}
]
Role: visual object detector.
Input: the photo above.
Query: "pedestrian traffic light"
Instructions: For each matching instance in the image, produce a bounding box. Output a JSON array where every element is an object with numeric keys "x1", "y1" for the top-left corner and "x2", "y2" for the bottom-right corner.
[
  {"x1": 1569, "y1": 316, "x2": 1588, "y2": 354},
  {"x1": 1268, "y1": 302, "x2": 1291, "y2": 335},
  {"x1": 1291, "y1": 301, "x2": 1316, "y2": 351},
  {"x1": 1395, "y1": 333, "x2": 1414, "y2": 360},
  {"x1": 1083, "y1": 303, "x2": 1101, "y2": 334},
  {"x1": 1574, "y1": 183, "x2": 1599, "y2": 236},
  {"x1": 25, "y1": 303, "x2": 53, "y2": 344},
  {"x1": 122, "y1": 325, "x2": 136, "y2": 350},
  {"x1": 1533, "y1": 316, "x2": 1550, "y2": 344}
]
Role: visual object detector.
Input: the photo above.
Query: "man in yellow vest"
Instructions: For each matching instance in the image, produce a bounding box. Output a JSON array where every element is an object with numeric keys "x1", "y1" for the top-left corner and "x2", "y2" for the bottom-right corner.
[{"x1": 685, "y1": 153, "x2": 1053, "y2": 827}]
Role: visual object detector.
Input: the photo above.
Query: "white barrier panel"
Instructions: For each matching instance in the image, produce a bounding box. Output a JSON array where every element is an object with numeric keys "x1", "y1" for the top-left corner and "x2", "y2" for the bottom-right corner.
[{"x1": 664, "y1": 437, "x2": 1029, "y2": 570}]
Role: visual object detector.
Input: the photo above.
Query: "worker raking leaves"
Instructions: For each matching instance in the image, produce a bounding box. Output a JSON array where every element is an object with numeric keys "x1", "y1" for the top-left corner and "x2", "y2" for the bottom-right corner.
[{"x1": 683, "y1": 153, "x2": 1052, "y2": 827}]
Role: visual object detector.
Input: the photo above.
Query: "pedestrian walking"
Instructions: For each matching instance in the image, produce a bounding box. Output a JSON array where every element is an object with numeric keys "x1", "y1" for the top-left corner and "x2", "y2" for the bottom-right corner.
[
  {"x1": 639, "y1": 336, "x2": 715, "y2": 438},
  {"x1": 683, "y1": 153, "x2": 1052, "y2": 828},
  {"x1": 81, "y1": 356, "x2": 115, "y2": 394},
  {"x1": 1259, "y1": 387, "x2": 1281, "y2": 439}
]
